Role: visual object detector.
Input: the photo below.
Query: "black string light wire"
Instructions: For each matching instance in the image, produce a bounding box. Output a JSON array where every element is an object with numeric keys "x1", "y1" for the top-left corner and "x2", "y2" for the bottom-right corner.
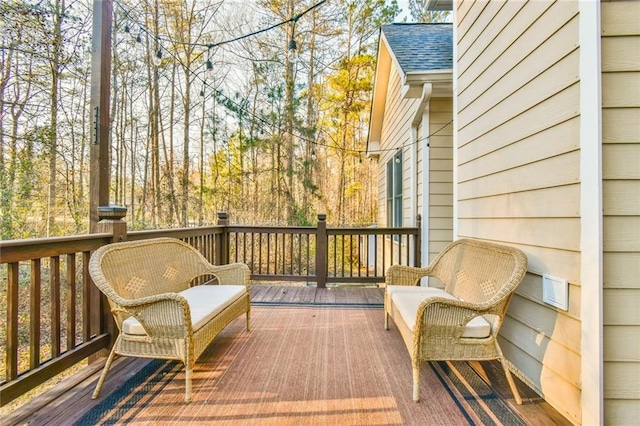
[{"x1": 113, "y1": 0, "x2": 451, "y2": 157}]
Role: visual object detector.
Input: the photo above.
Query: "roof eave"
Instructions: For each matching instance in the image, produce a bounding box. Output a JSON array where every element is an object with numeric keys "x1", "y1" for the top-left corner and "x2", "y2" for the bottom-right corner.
[
  {"x1": 424, "y1": 0, "x2": 453, "y2": 11},
  {"x1": 402, "y1": 70, "x2": 453, "y2": 98},
  {"x1": 367, "y1": 32, "x2": 393, "y2": 157}
]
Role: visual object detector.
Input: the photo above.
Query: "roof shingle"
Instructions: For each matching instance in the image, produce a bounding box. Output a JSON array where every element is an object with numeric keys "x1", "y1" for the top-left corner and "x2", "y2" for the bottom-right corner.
[{"x1": 381, "y1": 23, "x2": 453, "y2": 73}]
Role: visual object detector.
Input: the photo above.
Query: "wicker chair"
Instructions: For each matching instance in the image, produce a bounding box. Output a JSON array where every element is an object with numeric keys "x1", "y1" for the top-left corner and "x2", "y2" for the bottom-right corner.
[
  {"x1": 384, "y1": 239, "x2": 527, "y2": 403},
  {"x1": 89, "y1": 237, "x2": 251, "y2": 403}
]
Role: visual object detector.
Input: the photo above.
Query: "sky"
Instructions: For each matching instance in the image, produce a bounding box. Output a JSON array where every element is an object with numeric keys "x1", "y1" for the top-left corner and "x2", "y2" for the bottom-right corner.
[{"x1": 394, "y1": 0, "x2": 412, "y2": 22}]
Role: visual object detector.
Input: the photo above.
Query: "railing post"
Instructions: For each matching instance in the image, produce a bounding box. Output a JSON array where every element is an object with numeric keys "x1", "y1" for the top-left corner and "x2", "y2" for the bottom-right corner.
[
  {"x1": 217, "y1": 212, "x2": 229, "y2": 265},
  {"x1": 316, "y1": 214, "x2": 327, "y2": 288},
  {"x1": 96, "y1": 205, "x2": 128, "y2": 242},
  {"x1": 92, "y1": 205, "x2": 127, "y2": 358},
  {"x1": 415, "y1": 214, "x2": 422, "y2": 267}
]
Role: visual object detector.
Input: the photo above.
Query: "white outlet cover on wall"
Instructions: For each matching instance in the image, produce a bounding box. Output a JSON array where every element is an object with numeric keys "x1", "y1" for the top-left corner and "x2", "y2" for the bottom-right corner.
[{"x1": 542, "y1": 274, "x2": 569, "y2": 311}]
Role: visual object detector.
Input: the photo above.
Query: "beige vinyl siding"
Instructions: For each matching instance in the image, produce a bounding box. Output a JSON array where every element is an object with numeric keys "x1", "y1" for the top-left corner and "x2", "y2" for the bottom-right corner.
[
  {"x1": 375, "y1": 65, "x2": 420, "y2": 227},
  {"x1": 601, "y1": 1, "x2": 640, "y2": 424},
  {"x1": 427, "y1": 98, "x2": 453, "y2": 261},
  {"x1": 455, "y1": 0, "x2": 580, "y2": 423}
]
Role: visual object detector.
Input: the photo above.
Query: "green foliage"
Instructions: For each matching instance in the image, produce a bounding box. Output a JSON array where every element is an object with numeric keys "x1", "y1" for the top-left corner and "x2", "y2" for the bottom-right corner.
[
  {"x1": 407, "y1": 0, "x2": 452, "y2": 23},
  {"x1": 0, "y1": 0, "x2": 400, "y2": 236}
]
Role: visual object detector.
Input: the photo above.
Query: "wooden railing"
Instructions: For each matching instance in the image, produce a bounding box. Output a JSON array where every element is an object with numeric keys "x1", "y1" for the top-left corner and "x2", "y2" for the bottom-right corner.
[
  {"x1": 227, "y1": 214, "x2": 421, "y2": 287},
  {"x1": 0, "y1": 234, "x2": 115, "y2": 406},
  {"x1": 0, "y1": 210, "x2": 420, "y2": 406}
]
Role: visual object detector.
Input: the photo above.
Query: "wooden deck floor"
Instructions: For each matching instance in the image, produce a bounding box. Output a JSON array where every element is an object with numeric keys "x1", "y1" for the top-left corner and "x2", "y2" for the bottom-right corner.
[
  {"x1": 250, "y1": 284, "x2": 384, "y2": 305},
  {"x1": 4, "y1": 286, "x2": 571, "y2": 426}
]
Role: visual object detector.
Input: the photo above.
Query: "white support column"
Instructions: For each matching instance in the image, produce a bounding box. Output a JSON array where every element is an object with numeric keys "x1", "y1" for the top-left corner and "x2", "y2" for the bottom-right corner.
[
  {"x1": 579, "y1": 1, "x2": 604, "y2": 424},
  {"x1": 411, "y1": 84, "x2": 432, "y2": 273},
  {"x1": 452, "y1": 6, "x2": 459, "y2": 241}
]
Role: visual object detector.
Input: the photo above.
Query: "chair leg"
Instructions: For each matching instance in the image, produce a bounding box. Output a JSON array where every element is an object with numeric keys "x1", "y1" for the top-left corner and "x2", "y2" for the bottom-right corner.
[
  {"x1": 412, "y1": 363, "x2": 421, "y2": 402},
  {"x1": 495, "y1": 342, "x2": 522, "y2": 404},
  {"x1": 246, "y1": 309, "x2": 251, "y2": 331},
  {"x1": 384, "y1": 310, "x2": 389, "y2": 330},
  {"x1": 92, "y1": 347, "x2": 117, "y2": 399},
  {"x1": 502, "y1": 360, "x2": 522, "y2": 405},
  {"x1": 185, "y1": 368, "x2": 192, "y2": 403}
]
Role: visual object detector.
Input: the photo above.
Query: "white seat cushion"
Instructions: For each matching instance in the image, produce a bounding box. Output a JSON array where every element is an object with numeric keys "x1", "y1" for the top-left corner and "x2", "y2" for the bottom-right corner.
[
  {"x1": 123, "y1": 285, "x2": 247, "y2": 336},
  {"x1": 388, "y1": 286, "x2": 491, "y2": 338}
]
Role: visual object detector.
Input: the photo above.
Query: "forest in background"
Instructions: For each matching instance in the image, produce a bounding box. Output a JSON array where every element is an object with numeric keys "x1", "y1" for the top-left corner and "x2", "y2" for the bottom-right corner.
[{"x1": 0, "y1": 0, "x2": 447, "y2": 239}]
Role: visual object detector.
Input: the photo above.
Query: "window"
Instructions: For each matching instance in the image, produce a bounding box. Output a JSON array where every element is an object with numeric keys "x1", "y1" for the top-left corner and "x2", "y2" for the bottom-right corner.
[{"x1": 386, "y1": 151, "x2": 402, "y2": 228}]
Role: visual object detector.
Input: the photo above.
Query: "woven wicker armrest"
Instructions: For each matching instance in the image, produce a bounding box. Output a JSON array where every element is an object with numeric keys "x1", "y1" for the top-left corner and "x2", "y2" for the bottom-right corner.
[
  {"x1": 414, "y1": 297, "x2": 494, "y2": 340},
  {"x1": 108, "y1": 290, "x2": 187, "y2": 309},
  {"x1": 116, "y1": 293, "x2": 193, "y2": 338},
  {"x1": 385, "y1": 265, "x2": 434, "y2": 287},
  {"x1": 201, "y1": 263, "x2": 251, "y2": 289}
]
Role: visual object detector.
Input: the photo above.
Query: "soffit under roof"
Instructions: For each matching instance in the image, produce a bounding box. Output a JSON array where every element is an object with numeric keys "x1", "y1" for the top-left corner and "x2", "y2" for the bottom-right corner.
[{"x1": 425, "y1": 0, "x2": 453, "y2": 11}]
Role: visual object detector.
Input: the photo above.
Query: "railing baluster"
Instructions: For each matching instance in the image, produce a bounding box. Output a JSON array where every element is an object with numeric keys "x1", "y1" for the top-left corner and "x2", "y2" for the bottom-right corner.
[
  {"x1": 357, "y1": 234, "x2": 361, "y2": 277},
  {"x1": 7, "y1": 262, "x2": 20, "y2": 380},
  {"x1": 283, "y1": 233, "x2": 287, "y2": 274},
  {"x1": 297, "y1": 234, "x2": 302, "y2": 275},
  {"x1": 66, "y1": 253, "x2": 76, "y2": 350},
  {"x1": 30, "y1": 259, "x2": 42, "y2": 369},
  {"x1": 405, "y1": 235, "x2": 410, "y2": 265},
  {"x1": 332, "y1": 235, "x2": 337, "y2": 277},
  {"x1": 258, "y1": 233, "x2": 263, "y2": 275},
  {"x1": 234, "y1": 232, "x2": 239, "y2": 263},
  {"x1": 341, "y1": 235, "x2": 345, "y2": 278},
  {"x1": 267, "y1": 233, "x2": 272, "y2": 275},
  {"x1": 50, "y1": 256, "x2": 61, "y2": 358},
  {"x1": 382, "y1": 235, "x2": 384, "y2": 274},
  {"x1": 250, "y1": 233, "x2": 254, "y2": 272},
  {"x1": 349, "y1": 234, "x2": 353, "y2": 277},
  {"x1": 364, "y1": 235, "x2": 369, "y2": 278},
  {"x1": 306, "y1": 234, "x2": 311, "y2": 275},
  {"x1": 83, "y1": 252, "x2": 91, "y2": 342}
]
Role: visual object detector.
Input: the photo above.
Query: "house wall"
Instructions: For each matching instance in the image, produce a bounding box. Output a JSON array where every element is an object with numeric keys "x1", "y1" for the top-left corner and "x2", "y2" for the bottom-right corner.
[
  {"x1": 375, "y1": 65, "x2": 454, "y2": 268},
  {"x1": 601, "y1": 2, "x2": 640, "y2": 424},
  {"x1": 426, "y1": 98, "x2": 454, "y2": 262},
  {"x1": 454, "y1": 0, "x2": 581, "y2": 423},
  {"x1": 376, "y1": 66, "x2": 419, "y2": 227}
]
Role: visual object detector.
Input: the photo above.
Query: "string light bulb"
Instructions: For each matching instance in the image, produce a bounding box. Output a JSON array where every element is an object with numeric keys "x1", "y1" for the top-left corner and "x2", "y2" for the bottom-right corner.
[
  {"x1": 205, "y1": 47, "x2": 213, "y2": 72},
  {"x1": 288, "y1": 38, "x2": 298, "y2": 63},
  {"x1": 153, "y1": 49, "x2": 162, "y2": 67}
]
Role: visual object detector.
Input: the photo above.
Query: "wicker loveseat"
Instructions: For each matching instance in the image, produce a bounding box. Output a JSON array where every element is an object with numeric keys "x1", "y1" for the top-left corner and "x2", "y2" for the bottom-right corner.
[
  {"x1": 384, "y1": 238, "x2": 527, "y2": 404},
  {"x1": 89, "y1": 237, "x2": 251, "y2": 403}
]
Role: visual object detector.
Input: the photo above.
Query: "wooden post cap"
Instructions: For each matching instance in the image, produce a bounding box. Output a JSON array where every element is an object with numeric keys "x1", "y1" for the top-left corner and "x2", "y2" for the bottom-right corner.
[{"x1": 97, "y1": 205, "x2": 127, "y2": 221}]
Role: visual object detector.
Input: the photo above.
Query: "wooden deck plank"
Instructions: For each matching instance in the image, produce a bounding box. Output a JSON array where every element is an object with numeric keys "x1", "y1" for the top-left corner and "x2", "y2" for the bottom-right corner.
[
  {"x1": 346, "y1": 287, "x2": 365, "y2": 304},
  {"x1": 250, "y1": 286, "x2": 386, "y2": 306},
  {"x1": 290, "y1": 286, "x2": 306, "y2": 303},
  {"x1": 333, "y1": 287, "x2": 347, "y2": 303},
  {"x1": 301, "y1": 287, "x2": 316, "y2": 303},
  {"x1": 366, "y1": 288, "x2": 385, "y2": 304},
  {"x1": 249, "y1": 285, "x2": 269, "y2": 301}
]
